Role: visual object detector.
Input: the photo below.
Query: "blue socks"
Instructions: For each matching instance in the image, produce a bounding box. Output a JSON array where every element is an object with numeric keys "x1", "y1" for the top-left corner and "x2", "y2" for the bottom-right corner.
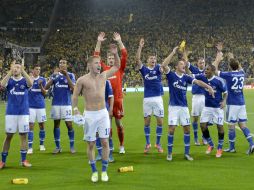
[
  {"x1": 20, "y1": 150, "x2": 27, "y2": 162},
  {"x1": 144, "y1": 126, "x2": 150, "y2": 145},
  {"x1": 109, "y1": 137, "x2": 114, "y2": 157},
  {"x1": 241, "y1": 127, "x2": 254, "y2": 146},
  {"x1": 54, "y1": 127, "x2": 60, "y2": 149},
  {"x1": 102, "y1": 160, "x2": 108, "y2": 172},
  {"x1": 156, "y1": 126, "x2": 163, "y2": 145},
  {"x1": 28, "y1": 131, "x2": 34, "y2": 149},
  {"x1": 1, "y1": 152, "x2": 8, "y2": 163},
  {"x1": 39, "y1": 129, "x2": 45, "y2": 145},
  {"x1": 96, "y1": 137, "x2": 102, "y2": 156},
  {"x1": 228, "y1": 128, "x2": 236, "y2": 149},
  {"x1": 89, "y1": 160, "x2": 97, "y2": 173},
  {"x1": 68, "y1": 129, "x2": 75, "y2": 149},
  {"x1": 167, "y1": 134, "x2": 174, "y2": 154},
  {"x1": 184, "y1": 133, "x2": 190, "y2": 155},
  {"x1": 192, "y1": 122, "x2": 198, "y2": 142}
]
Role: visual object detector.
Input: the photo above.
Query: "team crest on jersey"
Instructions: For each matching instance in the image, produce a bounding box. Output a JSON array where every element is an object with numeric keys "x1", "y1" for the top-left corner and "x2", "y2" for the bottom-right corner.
[
  {"x1": 64, "y1": 79, "x2": 67, "y2": 83},
  {"x1": 20, "y1": 85, "x2": 25, "y2": 89}
]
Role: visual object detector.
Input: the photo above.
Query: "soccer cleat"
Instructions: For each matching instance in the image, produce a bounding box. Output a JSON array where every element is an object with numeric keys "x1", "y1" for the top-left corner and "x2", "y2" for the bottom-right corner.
[
  {"x1": 216, "y1": 149, "x2": 223, "y2": 158},
  {"x1": 70, "y1": 147, "x2": 76, "y2": 154},
  {"x1": 144, "y1": 144, "x2": 151, "y2": 153},
  {"x1": 223, "y1": 148, "x2": 236, "y2": 153},
  {"x1": 205, "y1": 145, "x2": 214, "y2": 154},
  {"x1": 246, "y1": 145, "x2": 254, "y2": 155},
  {"x1": 119, "y1": 146, "x2": 125, "y2": 154},
  {"x1": 27, "y1": 148, "x2": 33, "y2": 154},
  {"x1": 166, "y1": 154, "x2": 173, "y2": 161},
  {"x1": 39, "y1": 145, "x2": 46, "y2": 151},
  {"x1": 101, "y1": 172, "x2": 109, "y2": 182},
  {"x1": 108, "y1": 154, "x2": 114, "y2": 163},
  {"x1": 21, "y1": 160, "x2": 32, "y2": 167},
  {"x1": 155, "y1": 144, "x2": 164, "y2": 153},
  {"x1": 184, "y1": 154, "x2": 194, "y2": 161},
  {"x1": 95, "y1": 154, "x2": 102, "y2": 161},
  {"x1": 91, "y1": 172, "x2": 98, "y2": 183},
  {"x1": 52, "y1": 148, "x2": 62, "y2": 154},
  {"x1": 202, "y1": 139, "x2": 208, "y2": 145},
  {"x1": 194, "y1": 140, "x2": 201, "y2": 146},
  {"x1": 0, "y1": 161, "x2": 5, "y2": 169}
]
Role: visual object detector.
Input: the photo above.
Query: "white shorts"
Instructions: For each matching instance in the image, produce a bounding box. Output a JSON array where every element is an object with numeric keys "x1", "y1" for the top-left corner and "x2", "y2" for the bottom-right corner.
[
  {"x1": 191, "y1": 94, "x2": 205, "y2": 116},
  {"x1": 51, "y1": 105, "x2": 72, "y2": 121},
  {"x1": 226, "y1": 105, "x2": 247, "y2": 124},
  {"x1": 29, "y1": 108, "x2": 47, "y2": 123},
  {"x1": 83, "y1": 108, "x2": 110, "y2": 141},
  {"x1": 143, "y1": 96, "x2": 164, "y2": 118},
  {"x1": 168, "y1": 106, "x2": 191, "y2": 126},
  {"x1": 200, "y1": 107, "x2": 224, "y2": 125},
  {"x1": 5, "y1": 115, "x2": 29, "y2": 133}
]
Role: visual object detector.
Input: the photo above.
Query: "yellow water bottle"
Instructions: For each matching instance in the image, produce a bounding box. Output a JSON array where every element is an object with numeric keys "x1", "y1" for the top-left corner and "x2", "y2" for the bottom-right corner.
[
  {"x1": 118, "y1": 166, "x2": 134, "y2": 172},
  {"x1": 11, "y1": 178, "x2": 28, "y2": 184}
]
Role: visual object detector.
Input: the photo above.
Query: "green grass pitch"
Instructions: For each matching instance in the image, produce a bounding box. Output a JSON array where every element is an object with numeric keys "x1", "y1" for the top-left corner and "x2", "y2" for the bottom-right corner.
[{"x1": 0, "y1": 90, "x2": 254, "y2": 190}]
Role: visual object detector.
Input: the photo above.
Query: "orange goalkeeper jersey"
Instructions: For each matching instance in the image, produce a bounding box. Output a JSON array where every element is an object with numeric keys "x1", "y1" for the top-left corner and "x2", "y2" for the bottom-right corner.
[{"x1": 94, "y1": 48, "x2": 127, "y2": 99}]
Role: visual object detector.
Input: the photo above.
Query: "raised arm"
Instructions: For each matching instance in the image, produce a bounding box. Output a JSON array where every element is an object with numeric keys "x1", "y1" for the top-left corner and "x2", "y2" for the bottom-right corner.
[
  {"x1": 72, "y1": 77, "x2": 83, "y2": 115},
  {"x1": 94, "y1": 32, "x2": 106, "y2": 55},
  {"x1": 105, "y1": 44, "x2": 120, "y2": 79},
  {"x1": 193, "y1": 79, "x2": 215, "y2": 98},
  {"x1": 213, "y1": 42, "x2": 224, "y2": 75},
  {"x1": 162, "y1": 46, "x2": 178, "y2": 73},
  {"x1": 1, "y1": 63, "x2": 13, "y2": 87},
  {"x1": 136, "y1": 38, "x2": 144, "y2": 68},
  {"x1": 113, "y1": 32, "x2": 125, "y2": 50},
  {"x1": 21, "y1": 60, "x2": 33, "y2": 87}
]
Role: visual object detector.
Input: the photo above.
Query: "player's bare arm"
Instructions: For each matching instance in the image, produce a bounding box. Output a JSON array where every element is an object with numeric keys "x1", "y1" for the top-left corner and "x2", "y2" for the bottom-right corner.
[
  {"x1": 72, "y1": 77, "x2": 83, "y2": 115},
  {"x1": 220, "y1": 92, "x2": 228, "y2": 109},
  {"x1": 44, "y1": 79, "x2": 53, "y2": 90},
  {"x1": 1, "y1": 63, "x2": 13, "y2": 87},
  {"x1": 136, "y1": 38, "x2": 144, "y2": 68},
  {"x1": 113, "y1": 32, "x2": 125, "y2": 50},
  {"x1": 194, "y1": 80, "x2": 215, "y2": 98},
  {"x1": 38, "y1": 79, "x2": 47, "y2": 96},
  {"x1": 162, "y1": 46, "x2": 178, "y2": 73},
  {"x1": 21, "y1": 60, "x2": 33, "y2": 87},
  {"x1": 95, "y1": 32, "x2": 106, "y2": 53},
  {"x1": 213, "y1": 42, "x2": 224, "y2": 75},
  {"x1": 60, "y1": 69, "x2": 75, "y2": 91},
  {"x1": 105, "y1": 44, "x2": 120, "y2": 79}
]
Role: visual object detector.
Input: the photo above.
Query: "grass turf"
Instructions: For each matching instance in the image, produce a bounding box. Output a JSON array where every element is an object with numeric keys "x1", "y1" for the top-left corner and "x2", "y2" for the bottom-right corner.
[{"x1": 0, "y1": 90, "x2": 254, "y2": 190}]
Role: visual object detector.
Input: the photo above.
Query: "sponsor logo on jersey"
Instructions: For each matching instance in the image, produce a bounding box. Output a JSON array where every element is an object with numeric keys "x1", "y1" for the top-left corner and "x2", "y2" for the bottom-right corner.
[
  {"x1": 145, "y1": 74, "x2": 158, "y2": 80},
  {"x1": 173, "y1": 81, "x2": 187, "y2": 90},
  {"x1": 55, "y1": 81, "x2": 68, "y2": 88},
  {"x1": 10, "y1": 87, "x2": 25, "y2": 95}
]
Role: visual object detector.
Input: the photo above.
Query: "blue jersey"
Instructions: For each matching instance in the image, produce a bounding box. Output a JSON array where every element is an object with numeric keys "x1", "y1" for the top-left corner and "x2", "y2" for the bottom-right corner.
[
  {"x1": 105, "y1": 80, "x2": 113, "y2": 111},
  {"x1": 139, "y1": 64, "x2": 164, "y2": 98},
  {"x1": 51, "y1": 72, "x2": 76, "y2": 106},
  {"x1": 218, "y1": 70, "x2": 245, "y2": 105},
  {"x1": 6, "y1": 77, "x2": 29, "y2": 115},
  {"x1": 166, "y1": 71, "x2": 195, "y2": 107},
  {"x1": 188, "y1": 63, "x2": 206, "y2": 95},
  {"x1": 195, "y1": 75, "x2": 227, "y2": 108},
  {"x1": 28, "y1": 76, "x2": 46, "y2": 109}
]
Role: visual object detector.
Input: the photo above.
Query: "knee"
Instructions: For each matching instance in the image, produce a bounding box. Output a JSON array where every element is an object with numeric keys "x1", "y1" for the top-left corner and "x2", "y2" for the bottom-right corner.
[{"x1": 101, "y1": 140, "x2": 109, "y2": 148}]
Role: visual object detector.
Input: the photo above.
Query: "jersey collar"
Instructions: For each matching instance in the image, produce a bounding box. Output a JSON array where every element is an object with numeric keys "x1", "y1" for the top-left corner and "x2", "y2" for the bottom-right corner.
[{"x1": 208, "y1": 75, "x2": 215, "y2": 81}]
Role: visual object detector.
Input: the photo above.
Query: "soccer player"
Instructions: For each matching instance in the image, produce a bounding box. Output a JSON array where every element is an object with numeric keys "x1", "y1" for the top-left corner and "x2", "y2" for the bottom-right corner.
[
  {"x1": 72, "y1": 43, "x2": 120, "y2": 182},
  {"x1": 136, "y1": 38, "x2": 164, "y2": 153},
  {"x1": 45, "y1": 59, "x2": 76, "y2": 154},
  {"x1": 96, "y1": 80, "x2": 115, "y2": 162},
  {"x1": 0, "y1": 60, "x2": 33, "y2": 169},
  {"x1": 187, "y1": 58, "x2": 207, "y2": 145},
  {"x1": 27, "y1": 65, "x2": 47, "y2": 154},
  {"x1": 123, "y1": 82, "x2": 127, "y2": 95},
  {"x1": 161, "y1": 46, "x2": 214, "y2": 161},
  {"x1": 94, "y1": 32, "x2": 127, "y2": 154},
  {"x1": 213, "y1": 50, "x2": 254, "y2": 154},
  {"x1": 195, "y1": 64, "x2": 228, "y2": 158}
]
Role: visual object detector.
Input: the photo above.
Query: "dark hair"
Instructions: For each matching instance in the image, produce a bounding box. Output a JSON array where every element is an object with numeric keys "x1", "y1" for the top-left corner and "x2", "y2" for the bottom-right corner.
[
  {"x1": 229, "y1": 58, "x2": 239, "y2": 71},
  {"x1": 207, "y1": 64, "x2": 216, "y2": 72},
  {"x1": 33, "y1": 64, "x2": 40, "y2": 68}
]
